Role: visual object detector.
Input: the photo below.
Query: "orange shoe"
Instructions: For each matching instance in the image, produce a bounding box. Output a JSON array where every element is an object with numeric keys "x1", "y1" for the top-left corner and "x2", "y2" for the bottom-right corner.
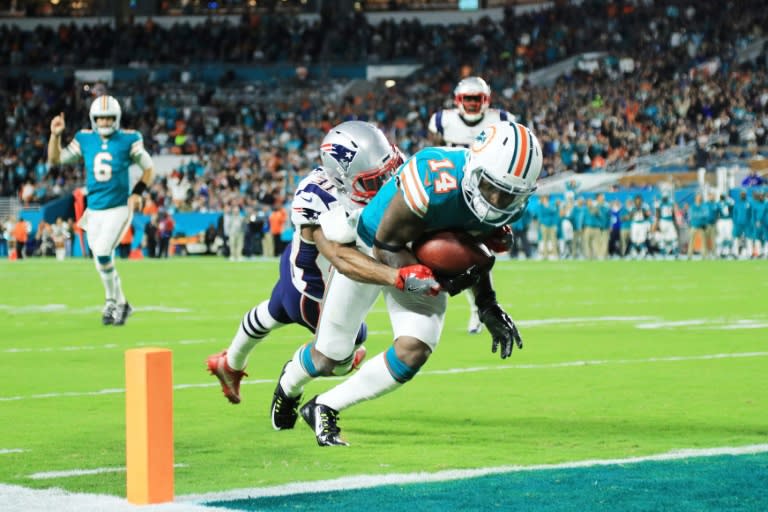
[{"x1": 206, "y1": 351, "x2": 247, "y2": 404}]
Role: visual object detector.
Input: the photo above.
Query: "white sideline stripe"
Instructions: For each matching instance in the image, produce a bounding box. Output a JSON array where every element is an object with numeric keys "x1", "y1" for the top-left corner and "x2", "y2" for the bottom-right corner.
[
  {"x1": 0, "y1": 304, "x2": 191, "y2": 315},
  {"x1": 28, "y1": 463, "x2": 188, "y2": 480},
  {"x1": 3, "y1": 339, "x2": 215, "y2": 354},
  {"x1": 2, "y1": 351, "x2": 767, "y2": 403},
  {"x1": 179, "y1": 444, "x2": 768, "y2": 503},
  {"x1": 0, "y1": 448, "x2": 25, "y2": 454}
]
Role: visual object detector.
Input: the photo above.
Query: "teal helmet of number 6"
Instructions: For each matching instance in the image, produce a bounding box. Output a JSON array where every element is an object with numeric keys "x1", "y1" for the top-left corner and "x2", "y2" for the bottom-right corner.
[
  {"x1": 462, "y1": 121, "x2": 542, "y2": 227},
  {"x1": 89, "y1": 95, "x2": 122, "y2": 137}
]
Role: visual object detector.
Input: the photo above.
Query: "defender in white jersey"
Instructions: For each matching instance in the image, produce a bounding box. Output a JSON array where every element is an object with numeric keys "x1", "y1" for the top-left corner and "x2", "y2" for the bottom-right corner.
[
  {"x1": 48, "y1": 96, "x2": 154, "y2": 325},
  {"x1": 206, "y1": 122, "x2": 439, "y2": 408},
  {"x1": 428, "y1": 76, "x2": 514, "y2": 334}
]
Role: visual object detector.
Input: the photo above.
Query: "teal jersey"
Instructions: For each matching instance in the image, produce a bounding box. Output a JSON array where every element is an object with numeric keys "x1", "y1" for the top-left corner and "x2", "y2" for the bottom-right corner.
[
  {"x1": 704, "y1": 200, "x2": 718, "y2": 225},
  {"x1": 68, "y1": 129, "x2": 144, "y2": 210},
  {"x1": 583, "y1": 204, "x2": 601, "y2": 228},
  {"x1": 688, "y1": 203, "x2": 709, "y2": 228},
  {"x1": 717, "y1": 198, "x2": 734, "y2": 220},
  {"x1": 357, "y1": 147, "x2": 495, "y2": 246},
  {"x1": 657, "y1": 199, "x2": 675, "y2": 221},
  {"x1": 752, "y1": 200, "x2": 767, "y2": 226},
  {"x1": 569, "y1": 205, "x2": 586, "y2": 230},
  {"x1": 733, "y1": 198, "x2": 751, "y2": 225},
  {"x1": 537, "y1": 202, "x2": 560, "y2": 228}
]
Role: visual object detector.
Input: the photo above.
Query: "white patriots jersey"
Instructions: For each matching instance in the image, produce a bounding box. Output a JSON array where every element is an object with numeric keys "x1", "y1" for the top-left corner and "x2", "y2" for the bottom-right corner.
[
  {"x1": 288, "y1": 167, "x2": 347, "y2": 301},
  {"x1": 428, "y1": 108, "x2": 513, "y2": 147}
]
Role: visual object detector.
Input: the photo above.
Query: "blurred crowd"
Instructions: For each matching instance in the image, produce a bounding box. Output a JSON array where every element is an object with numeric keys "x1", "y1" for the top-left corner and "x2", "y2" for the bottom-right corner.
[{"x1": 2, "y1": 1, "x2": 768, "y2": 228}]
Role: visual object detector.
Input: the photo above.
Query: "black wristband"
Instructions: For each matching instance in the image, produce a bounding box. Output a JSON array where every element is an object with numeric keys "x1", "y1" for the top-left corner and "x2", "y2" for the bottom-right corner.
[
  {"x1": 131, "y1": 181, "x2": 148, "y2": 196},
  {"x1": 474, "y1": 290, "x2": 497, "y2": 311},
  {"x1": 373, "y1": 237, "x2": 406, "y2": 252}
]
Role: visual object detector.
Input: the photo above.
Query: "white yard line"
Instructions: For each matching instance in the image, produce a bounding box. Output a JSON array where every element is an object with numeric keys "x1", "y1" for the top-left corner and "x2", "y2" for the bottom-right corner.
[
  {"x1": 4, "y1": 315, "x2": 765, "y2": 355},
  {"x1": 0, "y1": 449, "x2": 24, "y2": 455},
  {"x1": 1, "y1": 351, "x2": 767, "y2": 402},
  {"x1": 29, "y1": 464, "x2": 188, "y2": 480},
  {"x1": 0, "y1": 304, "x2": 191, "y2": 315},
  {"x1": 3, "y1": 339, "x2": 215, "y2": 354},
  {"x1": 179, "y1": 443, "x2": 768, "y2": 503}
]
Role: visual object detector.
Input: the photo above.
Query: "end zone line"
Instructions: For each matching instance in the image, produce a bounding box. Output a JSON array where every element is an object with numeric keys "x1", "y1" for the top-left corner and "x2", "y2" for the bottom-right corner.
[
  {"x1": 179, "y1": 444, "x2": 768, "y2": 503},
  {"x1": 2, "y1": 351, "x2": 767, "y2": 402}
]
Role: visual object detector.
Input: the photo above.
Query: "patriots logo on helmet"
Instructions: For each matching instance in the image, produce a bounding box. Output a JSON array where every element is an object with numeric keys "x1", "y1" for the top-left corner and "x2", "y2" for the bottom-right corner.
[{"x1": 320, "y1": 143, "x2": 357, "y2": 172}]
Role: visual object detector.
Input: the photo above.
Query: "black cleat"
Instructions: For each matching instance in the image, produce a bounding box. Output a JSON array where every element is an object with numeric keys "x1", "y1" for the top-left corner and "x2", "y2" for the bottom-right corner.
[
  {"x1": 270, "y1": 361, "x2": 302, "y2": 430},
  {"x1": 102, "y1": 301, "x2": 116, "y2": 325},
  {"x1": 300, "y1": 396, "x2": 349, "y2": 447},
  {"x1": 113, "y1": 302, "x2": 133, "y2": 326}
]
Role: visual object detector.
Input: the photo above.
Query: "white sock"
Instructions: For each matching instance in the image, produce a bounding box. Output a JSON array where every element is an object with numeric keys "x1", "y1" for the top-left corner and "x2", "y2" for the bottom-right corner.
[
  {"x1": 279, "y1": 344, "x2": 314, "y2": 397},
  {"x1": 227, "y1": 302, "x2": 279, "y2": 370},
  {"x1": 226, "y1": 324, "x2": 261, "y2": 371},
  {"x1": 99, "y1": 269, "x2": 117, "y2": 302},
  {"x1": 114, "y1": 273, "x2": 126, "y2": 304},
  {"x1": 318, "y1": 352, "x2": 401, "y2": 412}
]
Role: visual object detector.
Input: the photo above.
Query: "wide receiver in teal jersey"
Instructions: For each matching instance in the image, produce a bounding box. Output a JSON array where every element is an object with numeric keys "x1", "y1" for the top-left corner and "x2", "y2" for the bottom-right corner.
[
  {"x1": 271, "y1": 120, "x2": 543, "y2": 446},
  {"x1": 48, "y1": 95, "x2": 154, "y2": 326}
]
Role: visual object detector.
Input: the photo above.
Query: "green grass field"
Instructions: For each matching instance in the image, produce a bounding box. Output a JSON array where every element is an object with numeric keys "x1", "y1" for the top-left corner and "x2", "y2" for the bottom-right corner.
[{"x1": 1, "y1": 258, "x2": 767, "y2": 509}]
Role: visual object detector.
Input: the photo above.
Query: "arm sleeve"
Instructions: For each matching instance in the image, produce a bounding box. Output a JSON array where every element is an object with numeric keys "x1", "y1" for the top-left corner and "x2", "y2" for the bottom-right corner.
[{"x1": 129, "y1": 134, "x2": 154, "y2": 170}]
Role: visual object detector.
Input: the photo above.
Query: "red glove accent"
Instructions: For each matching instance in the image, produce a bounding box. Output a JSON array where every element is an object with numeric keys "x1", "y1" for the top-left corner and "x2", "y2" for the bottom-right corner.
[
  {"x1": 483, "y1": 225, "x2": 512, "y2": 253},
  {"x1": 394, "y1": 264, "x2": 441, "y2": 296}
]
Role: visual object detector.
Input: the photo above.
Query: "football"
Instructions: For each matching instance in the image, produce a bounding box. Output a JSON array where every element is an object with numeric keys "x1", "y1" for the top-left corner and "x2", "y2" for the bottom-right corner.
[{"x1": 412, "y1": 230, "x2": 494, "y2": 277}]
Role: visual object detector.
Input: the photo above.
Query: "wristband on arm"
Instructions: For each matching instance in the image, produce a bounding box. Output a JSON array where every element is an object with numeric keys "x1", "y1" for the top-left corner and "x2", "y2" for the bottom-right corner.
[{"x1": 131, "y1": 181, "x2": 148, "y2": 196}]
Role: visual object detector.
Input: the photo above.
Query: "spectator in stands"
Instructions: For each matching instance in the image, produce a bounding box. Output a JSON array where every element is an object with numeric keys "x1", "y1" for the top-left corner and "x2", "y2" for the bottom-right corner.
[{"x1": 742, "y1": 169, "x2": 766, "y2": 187}]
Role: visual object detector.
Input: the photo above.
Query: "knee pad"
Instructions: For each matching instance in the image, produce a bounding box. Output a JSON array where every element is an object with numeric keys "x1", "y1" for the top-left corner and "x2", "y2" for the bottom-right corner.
[
  {"x1": 384, "y1": 346, "x2": 421, "y2": 383},
  {"x1": 95, "y1": 254, "x2": 114, "y2": 272}
]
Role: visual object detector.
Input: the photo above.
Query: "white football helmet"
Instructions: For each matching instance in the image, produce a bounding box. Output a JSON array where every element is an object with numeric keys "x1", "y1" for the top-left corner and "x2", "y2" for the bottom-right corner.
[
  {"x1": 320, "y1": 121, "x2": 404, "y2": 209},
  {"x1": 462, "y1": 121, "x2": 543, "y2": 227},
  {"x1": 454, "y1": 76, "x2": 491, "y2": 122},
  {"x1": 89, "y1": 95, "x2": 121, "y2": 136}
]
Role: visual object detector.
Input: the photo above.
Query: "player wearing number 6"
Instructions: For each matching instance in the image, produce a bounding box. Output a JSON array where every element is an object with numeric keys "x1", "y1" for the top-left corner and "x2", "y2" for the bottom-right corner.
[{"x1": 48, "y1": 95, "x2": 154, "y2": 326}]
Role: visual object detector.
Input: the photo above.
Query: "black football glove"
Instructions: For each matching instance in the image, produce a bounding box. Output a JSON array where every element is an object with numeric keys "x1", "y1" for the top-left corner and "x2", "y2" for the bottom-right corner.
[
  {"x1": 436, "y1": 263, "x2": 485, "y2": 296},
  {"x1": 479, "y1": 303, "x2": 522, "y2": 359}
]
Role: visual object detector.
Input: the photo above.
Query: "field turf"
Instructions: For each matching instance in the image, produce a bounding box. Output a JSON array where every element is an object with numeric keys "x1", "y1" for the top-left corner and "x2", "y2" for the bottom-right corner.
[{"x1": 0, "y1": 258, "x2": 766, "y2": 509}]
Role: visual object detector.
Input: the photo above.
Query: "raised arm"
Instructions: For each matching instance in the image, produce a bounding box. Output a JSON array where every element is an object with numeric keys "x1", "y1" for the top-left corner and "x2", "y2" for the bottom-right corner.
[{"x1": 47, "y1": 113, "x2": 66, "y2": 165}]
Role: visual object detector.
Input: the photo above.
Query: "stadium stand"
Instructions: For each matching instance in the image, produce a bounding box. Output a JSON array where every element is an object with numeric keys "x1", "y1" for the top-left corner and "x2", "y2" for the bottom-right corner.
[{"x1": 1, "y1": 0, "x2": 767, "y2": 260}]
